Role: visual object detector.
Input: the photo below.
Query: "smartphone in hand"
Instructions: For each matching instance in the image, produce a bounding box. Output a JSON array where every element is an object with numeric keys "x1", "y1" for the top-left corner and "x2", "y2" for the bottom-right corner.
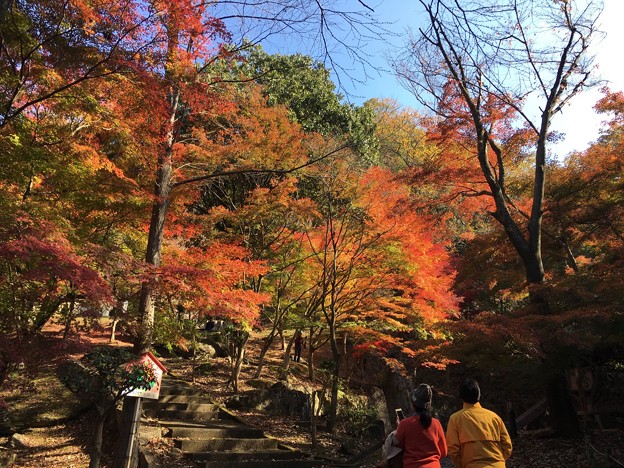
[{"x1": 395, "y1": 408, "x2": 405, "y2": 421}]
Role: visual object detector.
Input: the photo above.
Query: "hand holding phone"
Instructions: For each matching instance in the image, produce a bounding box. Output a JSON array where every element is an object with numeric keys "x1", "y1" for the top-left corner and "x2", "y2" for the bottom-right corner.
[{"x1": 395, "y1": 408, "x2": 405, "y2": 421}]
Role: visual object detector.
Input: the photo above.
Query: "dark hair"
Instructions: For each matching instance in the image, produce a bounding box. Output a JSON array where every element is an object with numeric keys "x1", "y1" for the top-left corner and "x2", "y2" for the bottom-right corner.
[
  {"x1": 409, "y1": 383, "x2": 433, "y2": 428},
  {"x1": 459, "y1": 378, "x2": 481, "y2": 404},
  {"x1": 414, "y1": 406, "x2": 433, "y2": 428}
]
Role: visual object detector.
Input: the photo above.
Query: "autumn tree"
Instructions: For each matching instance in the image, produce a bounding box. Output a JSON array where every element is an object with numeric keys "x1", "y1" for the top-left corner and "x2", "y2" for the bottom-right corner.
[
  {"x1": 394, "y1": 0, "x2": 603, "y2": 289},
  {"x1": 299, "y1": 159, "x2": 456, "y2": 432},
  {"x1": 0, "y1": 0, "x2": 146, "y2": 128},
  {"x1": 0, "y1": 218, "x2": 113, "y2": 340},
  {"x1": 0, "y1": 70, "x2": 148, "y2": 342},
  {"x1": 0, "y1": 0, "x2": 389, "y2": 351},
  {"x1": 105, "y1": 0, "x2": 389, "y2": 352},
  {"x1": 547, "y1": 90, "x2": 624, "y2": 258},
  {"x1": 542, "y1": 89, "x2": 624, "y2": 304}
]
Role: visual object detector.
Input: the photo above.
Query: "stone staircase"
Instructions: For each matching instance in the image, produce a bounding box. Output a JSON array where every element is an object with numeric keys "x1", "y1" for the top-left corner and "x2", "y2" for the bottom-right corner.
[{"x1": 138, "y1": 377, "x2": 326, "y2": 468}]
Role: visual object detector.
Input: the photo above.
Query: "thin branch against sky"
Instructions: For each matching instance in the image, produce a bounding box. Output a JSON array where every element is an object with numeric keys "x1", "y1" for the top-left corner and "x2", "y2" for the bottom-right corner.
[{"x1": 213, "y1": 0, "x2": 396, "y2": 96}]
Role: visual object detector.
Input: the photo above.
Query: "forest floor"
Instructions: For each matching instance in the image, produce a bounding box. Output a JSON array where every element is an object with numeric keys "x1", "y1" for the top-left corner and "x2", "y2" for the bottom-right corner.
[{"x1": 1, "y1": 319, "x2": 623, "y2": 468}]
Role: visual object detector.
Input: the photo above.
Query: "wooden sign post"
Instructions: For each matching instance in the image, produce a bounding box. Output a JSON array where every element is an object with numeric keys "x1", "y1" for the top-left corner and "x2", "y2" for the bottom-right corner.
[{"x1": 114, "y1": 353, "x2": 167, "y2": 468}]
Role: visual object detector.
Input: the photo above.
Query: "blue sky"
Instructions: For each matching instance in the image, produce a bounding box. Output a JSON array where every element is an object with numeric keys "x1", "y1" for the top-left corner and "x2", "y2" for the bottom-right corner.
[{"x1": 260, "y1": 0, "x2": 624, "y2": 159}]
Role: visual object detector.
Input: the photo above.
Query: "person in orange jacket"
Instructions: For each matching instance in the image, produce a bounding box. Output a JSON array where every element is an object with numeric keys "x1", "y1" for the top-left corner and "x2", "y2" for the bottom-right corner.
[
  {"x1": 446, "y1": 378, "x2": 513, "y2": 468},
  {"x1": 395, "y1": 383, "x2": 448, "y2": 468}
]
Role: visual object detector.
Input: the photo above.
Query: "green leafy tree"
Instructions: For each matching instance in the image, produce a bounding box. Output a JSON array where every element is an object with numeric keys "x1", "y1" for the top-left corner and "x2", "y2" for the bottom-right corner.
[{"x1": 239, "y1": 47, "x2": 379, "y2": 163}]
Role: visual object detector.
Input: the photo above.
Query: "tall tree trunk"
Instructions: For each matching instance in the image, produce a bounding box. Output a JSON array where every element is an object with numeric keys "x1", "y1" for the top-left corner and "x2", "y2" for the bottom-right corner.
[
  {"x1": 478, "y1": 133, "x2": 545, "y2": 286},
  {"x1": 527, "y1": 121, "x2": 549, "y2": 284},
  {"x1": 136, "y1": 87, "x2": 179, "y2": 353}
]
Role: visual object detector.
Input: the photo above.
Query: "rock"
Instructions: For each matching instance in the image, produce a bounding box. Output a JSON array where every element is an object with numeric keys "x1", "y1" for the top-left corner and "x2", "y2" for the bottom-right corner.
[
  {"x1": 339, "y1": 437, "x2": 359, "y2": 455},
  {"x1": 225, "y1": 394, "x2": 255, "y2": 411},
  {"x1": 225, "y1": 381, "x2": 313, "y2": 419},
  {"x1": 264, "y1": 382, "x2": 310, "y2": 418},
  {"x1": 365, "y1": 420, "x2": 386, "y2": 439},
  {"x1": 56, "y1": 360, "x2": 93, "y2": 398},
  {"x1": 195, "y1": 343, "x2": 216, "y2": 359},
  {"x1": 199, "y1": 335, "x2": 227, "y2": 358},
  {"x1": 382, "y1": 368, "x2": 412, "y2": 425},
  {"x1": 9, "y1": 433, "x2": 30, "y2": 449},
  {"x1": 368, "y1": 387, "x2": 392, "y2": 434}
]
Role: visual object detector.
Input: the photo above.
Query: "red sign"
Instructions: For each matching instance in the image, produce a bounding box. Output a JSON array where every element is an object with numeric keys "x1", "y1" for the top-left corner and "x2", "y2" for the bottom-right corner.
[{"x1": 126, "y1": 352, "x2": 167, "y2": 400}]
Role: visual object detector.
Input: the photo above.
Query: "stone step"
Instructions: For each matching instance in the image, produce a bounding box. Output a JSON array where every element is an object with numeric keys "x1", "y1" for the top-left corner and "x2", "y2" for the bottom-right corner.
[
  {"x1": 140, "y1": 377, "x2": 324, "y2": 468},
  {"x1": 143, "y1": 402, "x2": 219, "y2": 413},
  {"x1": 202, "y1": 459, "x2": 324, "y2": 468},
  {"x1": 178, "y1": 437, "x2": 279, "y2": 452},
  {"x1": 153, "y1": 394, "x2": 214, "y2": 404},
  {"x1": 169, "y1": 424, "x2": 264, "y2": 439},
  {"x1": 158, "y1": 409, "x2": 220, "y2": 421},
  {"x1": 158, "y1": 419, "x2": 230, "y2": 429},
  {"x1": 189, "y1": 449, "x2": 307, "y2": 463},
  {"x1": 159, "y1": 383, "x2": 203, "y2": 396}
]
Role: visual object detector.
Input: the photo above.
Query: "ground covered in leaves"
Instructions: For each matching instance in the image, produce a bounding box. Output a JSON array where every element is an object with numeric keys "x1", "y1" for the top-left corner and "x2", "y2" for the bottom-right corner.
[{"x1": 1, "y1": 321, "x2": 623, "y2": 467}]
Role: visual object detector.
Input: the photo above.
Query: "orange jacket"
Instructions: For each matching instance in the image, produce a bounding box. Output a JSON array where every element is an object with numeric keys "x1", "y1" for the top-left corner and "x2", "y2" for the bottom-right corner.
[{"x1": 446, "y1": 402, "x2": 512, "y2": 468}]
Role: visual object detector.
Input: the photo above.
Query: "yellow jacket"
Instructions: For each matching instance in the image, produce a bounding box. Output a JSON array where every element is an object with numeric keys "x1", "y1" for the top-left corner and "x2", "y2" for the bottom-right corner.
[{"x1": 446, "y1": 402, "x2": 513, "y2": 468}]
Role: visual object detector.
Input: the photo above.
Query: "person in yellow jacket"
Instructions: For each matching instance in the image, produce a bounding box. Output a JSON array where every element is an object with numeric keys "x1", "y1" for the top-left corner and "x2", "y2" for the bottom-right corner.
[{"x1": 446, "y1": 378, "x2": 513, "y2": 468}]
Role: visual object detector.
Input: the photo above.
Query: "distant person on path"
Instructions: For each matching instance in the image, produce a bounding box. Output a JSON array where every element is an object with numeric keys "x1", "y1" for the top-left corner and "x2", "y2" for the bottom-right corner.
[
  {"x1": 446, "y1": 378, "x2": 513, "y2": 468},
  {"x1": 293, "y1": 331, "x2": 303, "y2": 362},
  {"x1": 395, "y1": 383, "x2": 448, "y2": 468}
]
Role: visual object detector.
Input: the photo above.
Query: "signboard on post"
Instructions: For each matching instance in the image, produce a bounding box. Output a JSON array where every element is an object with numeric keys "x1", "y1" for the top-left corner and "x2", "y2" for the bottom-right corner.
[{"x1": 126, "y1": 352, "x2": 167, "y2": 400}]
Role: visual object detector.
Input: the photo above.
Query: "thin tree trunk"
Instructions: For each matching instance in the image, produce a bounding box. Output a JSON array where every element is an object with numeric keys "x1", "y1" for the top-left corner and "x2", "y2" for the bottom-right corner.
[
  {"x1": 231, "y1": 345, "x2": 245, "y2": 394},
  {"x1": 62, "y1": 295, "x2": 76, "y2": 340},
  {"x1": 307, "y1": 340, "x2": 315, "y2": 381},
  {"x1": 254, "y1": 330, "x2": 276, "y2": 379},
  {"x1": 89, "y1": 408, "x2": 106, "y2": 468},
  {"x1": 32, "y1": 297, "x2": 63, "y2": 334},
  {"x1": 327, "y1": 327, "x2": 340, "y2": 433},
  {"x1": 279, "y1": 335, "x2": 296, "y2": 380},
  {"x1": 341, "y1": 332, "x2": 348, "y2": 379},
  {"x1": 229, "y1": 332, "x2": 249, "y2": 393},
  {"x1": 109, "y1": 318, "x2": 120, "y2": 342},
  {"x1": 311, "y1": 390, "x2": 318, "y2": 451},
  {"x1": 191, "y1": 331, "x2": 197, "y2": 384}
]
